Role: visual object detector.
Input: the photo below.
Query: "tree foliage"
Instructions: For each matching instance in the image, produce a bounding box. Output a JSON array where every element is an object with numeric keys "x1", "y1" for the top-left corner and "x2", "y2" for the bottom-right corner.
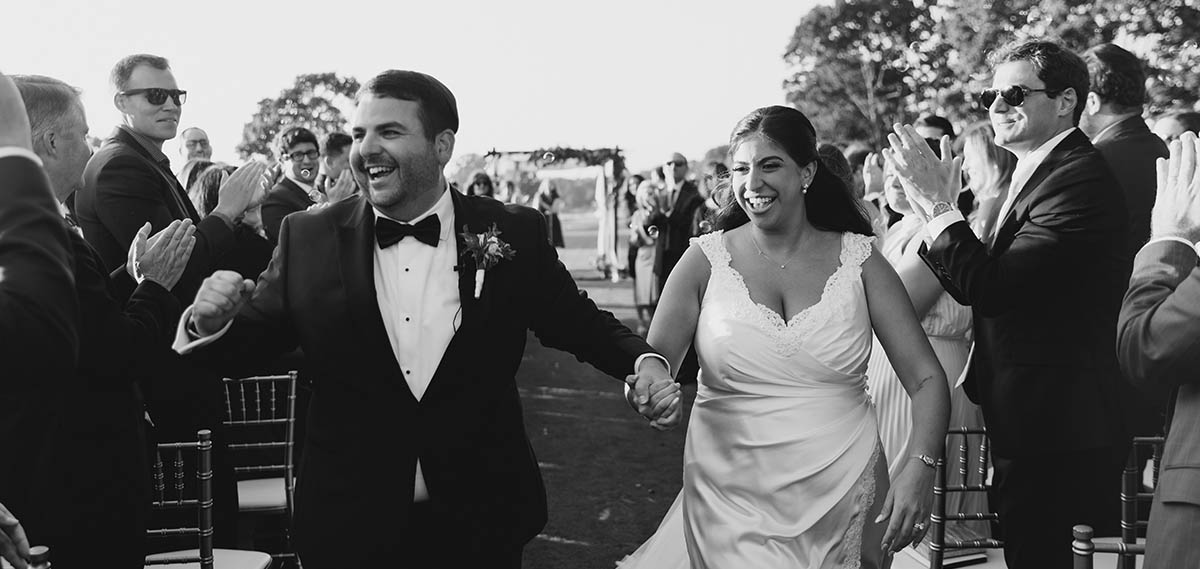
[
  {"x1": 785, "y1": 0, "x2": 1200, "y2": 146},
  {"x1": 237, "y1": 73, "x2": 360, "y2": 160}
]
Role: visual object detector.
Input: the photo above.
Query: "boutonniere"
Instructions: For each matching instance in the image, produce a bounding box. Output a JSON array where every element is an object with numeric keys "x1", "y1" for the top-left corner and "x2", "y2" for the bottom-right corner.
[{"x1": 460, "y1": 223, "x2": 516, "y2": 299}]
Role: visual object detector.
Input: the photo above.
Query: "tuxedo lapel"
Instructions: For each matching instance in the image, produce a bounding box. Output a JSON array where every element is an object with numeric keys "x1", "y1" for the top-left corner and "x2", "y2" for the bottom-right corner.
[
  {"x1": 993, "y1": 131, "x2": 1088, "y2": 251},
  {"x1": 336, "y1": 198, "x2": 410, "y2": 396}
]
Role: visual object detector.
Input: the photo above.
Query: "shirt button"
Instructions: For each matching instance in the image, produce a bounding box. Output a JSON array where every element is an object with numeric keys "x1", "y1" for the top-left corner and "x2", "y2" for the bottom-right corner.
[
  {"x1": 404, "y1": 267, "x2": 410, "y2": 272},
  {"x1": 405, "y1": 369, "x2": 412, "y2": 375},
  {"x1": 405, "y1": 316, "x2": 411, "y2": 322}
]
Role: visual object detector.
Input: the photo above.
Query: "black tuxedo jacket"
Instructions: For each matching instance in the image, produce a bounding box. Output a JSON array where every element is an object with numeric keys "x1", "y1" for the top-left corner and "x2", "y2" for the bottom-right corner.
[
  {"x1": 76, "y1": 127, "x2": 234, "y2": 301},
  {"x1": 261, "y1": 177, "x2": 315, "y2": 244},
  {"x1": 1092, "y1": 115, "x2": 1169, "y2": 262},
  {"x1": 191, "y1": 190, "x2": 654, "y2": 566},
  {"x1": 0, "y1": 155, "x2": 78, "y2": 528},
  {"x1": 648, "y1": 180, "x2": 703, "y2": 280},
  {"x1": 29, "y1": 232, "x2": 181, "y2": 568},
  {"x1": 921, "y1": 129, "x2": 1131, "y2": 456}
]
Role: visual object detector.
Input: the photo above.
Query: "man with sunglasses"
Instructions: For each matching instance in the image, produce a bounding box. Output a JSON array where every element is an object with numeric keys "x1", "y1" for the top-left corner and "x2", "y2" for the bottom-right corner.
[
  {"x1": 75, "y1": 54, "x2": 260, "y2": 302},
  {"x1": 262, "y1": 126, "x2": 322, "y2": 243},
  {"x1": 888, "y1": 39, "x2": 1132, "y2": 568}
]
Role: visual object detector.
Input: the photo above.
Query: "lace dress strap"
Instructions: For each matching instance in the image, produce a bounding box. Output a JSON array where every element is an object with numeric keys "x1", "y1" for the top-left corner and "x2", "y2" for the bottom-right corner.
[
  {"x1": 691, "y1": 230, "x2": 729, "y2": 269},
  {"x1": 840, "y1": 232, "x2": 876, "y2": 273}
]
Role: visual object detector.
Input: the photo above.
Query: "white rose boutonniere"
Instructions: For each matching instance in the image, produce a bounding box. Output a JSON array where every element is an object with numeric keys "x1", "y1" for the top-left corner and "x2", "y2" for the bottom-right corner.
[{"x1": 460, "y1": 223, "x2": 516, "y2": 299}]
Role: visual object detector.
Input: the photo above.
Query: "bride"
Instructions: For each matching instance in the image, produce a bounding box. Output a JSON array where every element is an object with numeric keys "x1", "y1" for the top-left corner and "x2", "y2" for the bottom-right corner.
[{"x1": 622, "y1": 106, "x2": 950, "y2": 568}]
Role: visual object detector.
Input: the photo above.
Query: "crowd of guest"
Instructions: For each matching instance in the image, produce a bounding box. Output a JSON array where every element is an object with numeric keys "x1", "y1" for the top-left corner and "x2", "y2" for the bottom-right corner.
[{"x1": 3, "y1": 35, "x2": 1200, "y2": 569}]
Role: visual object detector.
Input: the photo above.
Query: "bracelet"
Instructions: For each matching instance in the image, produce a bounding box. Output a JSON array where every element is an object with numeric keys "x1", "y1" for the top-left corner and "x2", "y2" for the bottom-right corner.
[{"x1": 912, "y1": 454, "x2": 936, "y2": 468}]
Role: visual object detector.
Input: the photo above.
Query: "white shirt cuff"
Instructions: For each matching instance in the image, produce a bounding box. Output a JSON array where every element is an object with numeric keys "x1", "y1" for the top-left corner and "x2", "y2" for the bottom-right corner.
[
  {"x1": 172, "y1": 305, "x2": 234, "y2": 354},
  {"x1": 924, "y1": 210, "x2": 966, "y2": 245},
  {"x1": 634, "y1": 353, "x2": 671, "y2": 377},
  {"x1": 0, "y1": 147, "x2": 44, "y2": 166},
  {"x1": 1145, "y1": 236, "x2": 1200, "y2": 257}
]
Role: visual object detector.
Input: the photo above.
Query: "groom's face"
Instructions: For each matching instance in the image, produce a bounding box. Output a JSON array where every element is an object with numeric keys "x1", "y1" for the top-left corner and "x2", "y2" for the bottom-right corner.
[{"x1": 350, "y1": 94, "x2": 445, "y2": 212}]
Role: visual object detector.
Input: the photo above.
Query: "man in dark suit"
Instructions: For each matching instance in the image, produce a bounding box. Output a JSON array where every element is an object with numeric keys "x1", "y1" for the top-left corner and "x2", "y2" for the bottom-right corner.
[
  {"x1": 74, "y1": 53, "x2": 261, "y2": 301},
  {"x1": 13, "y1": 74, "x2": 198, "y2": 568},
  {"x1": 262, "y1": 126, "x2": 322, "y2": 243},
  {"x1": 1118, "y1": 131, "x2": 1200, "y2": 569},
  {"x1": 175, "y1": 70, "x2": 681, "y2": 568},
  {"x1": 890, "y1": 40, "x2": 1132, "y2": 568},
  {"x1": 0, "y1": 74, "x2": 78, "y2": 569},
  {"x1": 647, "y1": 152, "x2": 703, "y2": 290}
]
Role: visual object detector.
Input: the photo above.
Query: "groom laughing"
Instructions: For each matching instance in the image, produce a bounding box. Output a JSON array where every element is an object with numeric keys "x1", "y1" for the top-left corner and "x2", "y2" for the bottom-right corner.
[{"x1": 174, "y1": 70, "x2": 680, "y2": 567}]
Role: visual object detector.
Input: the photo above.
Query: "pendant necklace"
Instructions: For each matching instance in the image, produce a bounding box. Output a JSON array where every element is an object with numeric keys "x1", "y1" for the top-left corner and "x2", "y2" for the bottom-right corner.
[{"x1": 751, "y1": 234, "x2": 802, "y2": 270}]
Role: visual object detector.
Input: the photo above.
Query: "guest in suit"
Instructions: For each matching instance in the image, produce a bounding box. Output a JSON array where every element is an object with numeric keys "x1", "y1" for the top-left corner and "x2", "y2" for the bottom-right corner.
[
  {"x1": 13, "y1": 74, "x2": 198, "y2": 568},
  {"x1": 646, "y1": 152, "x2": 702, "y2": 291},
  {"x1": 1118, "y1": 131, "x2": 1200, "y2": 569},
  {"x1": 179, "y1": 126, "x2": 211, "y2": 161},
  {"x1": 262, "y1": 126, "x2": 322, "y2": 243},
  {"x1": 888, "y1": 39, "x2": 1132, "y2": 568},
  {"x1": 174, "y1": 69, "x2": 680, "y2": 568},
  {"x1": 0, "y1": 74, "x2": 78, "y2": 569},
  {"x1": 75, "y1": 54, "x2": 262, "y2": 301}
]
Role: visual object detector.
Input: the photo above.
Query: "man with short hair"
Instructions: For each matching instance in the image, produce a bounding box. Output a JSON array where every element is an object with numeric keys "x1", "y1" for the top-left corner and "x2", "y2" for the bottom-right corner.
[
  {"x1": 1153, "y1": 111, "x2": 1200, "y2": 142},
  {"x1": 914, "y1": 114, "x2": 955, "y2": 140},
  {"x1": 74, "y1": 54, "x2": 261, "y2": 301},
  {"x1": 261, "y1": 125, "x2": 321, "y2": 243},
  {"x1": 179, "y1": 126, "x2": 211, "y2": 161},
  {"x1": 891, "y1": 39, "x2": 1132, "y2": 568},
  {"x1": 1082, "y1": 43, "x2": 1169, "y2": 261},
  {"x1": 11, "y1": 74, "x2": 198, "y2": 568},
  {"x1": 174, "y1": 69, "x2": 678, "y2": 567},
  {"x1": 647, "y1": 152, "x2": 702, "y2": 290}
]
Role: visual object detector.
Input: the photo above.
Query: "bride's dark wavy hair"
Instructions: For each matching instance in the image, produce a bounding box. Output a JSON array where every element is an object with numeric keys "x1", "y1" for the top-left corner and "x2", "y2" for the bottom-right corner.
[{"x1": 713, "y1": 106, "x2": 873, "y2": 236}]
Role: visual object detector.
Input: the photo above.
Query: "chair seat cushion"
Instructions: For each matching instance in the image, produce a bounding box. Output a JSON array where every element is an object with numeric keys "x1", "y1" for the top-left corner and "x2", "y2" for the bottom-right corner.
[
  {"x1": 237, "y1": 477, "x2": 287, "y2": 512},
  {"x1": 144, "y1": 548, "x2": 272, "y2": 569}
]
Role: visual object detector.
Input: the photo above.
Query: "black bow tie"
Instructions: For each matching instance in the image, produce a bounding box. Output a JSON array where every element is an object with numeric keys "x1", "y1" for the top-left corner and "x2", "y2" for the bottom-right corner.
[{"x1": 375, "y1": 214, "x2": 441, "y2": 248}]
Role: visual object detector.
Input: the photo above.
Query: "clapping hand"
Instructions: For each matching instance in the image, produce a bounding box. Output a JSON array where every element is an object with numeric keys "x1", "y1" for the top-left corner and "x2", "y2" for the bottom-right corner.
[
  {"x1": 876, "y1": 458, "x2": 936, "y2": 556},
  {"x1": 212, "y1": 161, "x2": 270, "y2": 221},
  {"x1": 0, "y1": 501, "x2": 30, "y2": 569},
  {"x1": 882, "y1": 124, "x2": 962, "y2": 221},
  {"x1": 324, "y1": 170, "x2": 358, "y2": 204},
  {"x1": 126, "y1": 220, "x2": 196, "y2": 290},
  {"x1": 1151, "y1": 131, "x2": 1200, "y2": 243},
  {"x1": 862, "y1": 152, "x2": 885, "y2": 201},
  {"x1": 191, "y1": 270, "x2": 256, "y2": 337}
]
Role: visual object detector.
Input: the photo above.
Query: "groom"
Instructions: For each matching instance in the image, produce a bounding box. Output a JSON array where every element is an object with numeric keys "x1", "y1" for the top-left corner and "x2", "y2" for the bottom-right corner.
[{"x1": 176, "y1": 70, "x2": 680, "y2": 568}]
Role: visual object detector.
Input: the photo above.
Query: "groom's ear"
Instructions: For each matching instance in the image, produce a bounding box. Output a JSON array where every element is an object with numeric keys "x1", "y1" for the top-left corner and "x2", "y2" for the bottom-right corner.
[{"x1": 434, "y1": 129, "x2": 455, "y2": 166}]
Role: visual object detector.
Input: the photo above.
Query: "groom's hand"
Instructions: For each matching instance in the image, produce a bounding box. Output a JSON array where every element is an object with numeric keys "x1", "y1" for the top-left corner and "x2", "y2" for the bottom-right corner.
[
  {"x1": 192, "y1": 270, "x2": 256, "y2": 336},
  {"x1": 627, "y1": 358, "x2": 682, "y2": 430}
]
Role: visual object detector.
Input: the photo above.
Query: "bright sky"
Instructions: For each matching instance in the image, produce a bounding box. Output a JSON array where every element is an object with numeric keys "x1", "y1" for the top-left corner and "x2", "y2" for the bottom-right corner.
[{"x1": 5, "y1": 0, "x2": 820, "y2": 172}]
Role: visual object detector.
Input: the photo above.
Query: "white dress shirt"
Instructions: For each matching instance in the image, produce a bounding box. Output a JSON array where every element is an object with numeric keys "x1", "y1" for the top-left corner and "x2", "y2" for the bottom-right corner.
[{"x1": 926, "y1": 127, "x2": 1078, "y2": 242}]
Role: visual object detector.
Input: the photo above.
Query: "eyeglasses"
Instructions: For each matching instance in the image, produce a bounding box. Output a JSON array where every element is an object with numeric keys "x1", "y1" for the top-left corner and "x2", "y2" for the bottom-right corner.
[
  {"x1": 120, "y1": 88, "x2": 187, "y2": 106},
  {"x1": 286, "y1": 150, "x2": 320, "y2": 162},
  {"x1": 667, "y1": 161, "x2": 686, "y2": 168},
  {"x1": 978, "y1": 85, "x2": 1060, "y2": 110}
]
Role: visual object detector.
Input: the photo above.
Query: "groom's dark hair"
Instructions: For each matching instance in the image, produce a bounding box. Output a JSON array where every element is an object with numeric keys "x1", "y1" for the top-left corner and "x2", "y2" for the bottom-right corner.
[{"x1": 359, "y1": 70, "x2": 459, "y2": 140}]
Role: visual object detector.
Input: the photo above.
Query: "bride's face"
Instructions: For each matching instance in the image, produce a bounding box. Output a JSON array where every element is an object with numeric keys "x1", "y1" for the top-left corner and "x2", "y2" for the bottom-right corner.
[{"x1": 731, "y1": 135, "x2": 814, "y2": 229}]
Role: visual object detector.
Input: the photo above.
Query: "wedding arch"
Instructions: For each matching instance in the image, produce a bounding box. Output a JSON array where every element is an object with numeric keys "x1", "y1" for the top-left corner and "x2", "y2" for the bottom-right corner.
[{"x1": 484, "y1": 147, "x2": 626, "y2": 280}]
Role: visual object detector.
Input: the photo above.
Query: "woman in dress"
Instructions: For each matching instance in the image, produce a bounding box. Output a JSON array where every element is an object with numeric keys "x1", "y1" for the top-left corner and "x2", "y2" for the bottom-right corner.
[
  {"x1": 621, "y1": 106, "x2": 950, "y2": 568},
  {"x1": 630, "y1": 180, "x2": 662, "y2": 335},
  {"x1": 464, "y1": 170, "x2": 496, "y2": 199},
  {"x1": 536, "y1": 179, "x2": 565, "y2": 248}
]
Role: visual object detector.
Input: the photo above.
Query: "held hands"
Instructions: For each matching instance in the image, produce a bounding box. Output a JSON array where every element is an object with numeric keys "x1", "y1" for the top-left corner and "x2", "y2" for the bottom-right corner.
[
  {"x1": 882, "y1": 124, "x2": 962, "y2": 221},
  {"x1": 0, "y1": 71, "x2": 32, "y2": 152},
  {"x1": 0, "y1": 501, "x2": 30, "y2": 569},
  {"x1": 212, "y1": 161, "x2": 270, "y2": 221},
  {"x1": 191, "y1": 270, "x2": 256, "y2": 337},
  {"x1": 876, "y1": 456, "x2": 936, "y2": 555},
  {"x1": 126, "y1": 220, "x2": 196, "y2": 290},
  {"x1": 1150, "y1": 131, "x2": 1200, "y2": 244},
  {"x1": 626, "y1": 358, "x2": 682, "y2": 430}
]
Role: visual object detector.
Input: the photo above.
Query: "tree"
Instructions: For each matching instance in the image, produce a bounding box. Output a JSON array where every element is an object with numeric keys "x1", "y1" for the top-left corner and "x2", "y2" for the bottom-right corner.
[{"x1": 237, "y1": 73, "x2": 360, "y2": 160}]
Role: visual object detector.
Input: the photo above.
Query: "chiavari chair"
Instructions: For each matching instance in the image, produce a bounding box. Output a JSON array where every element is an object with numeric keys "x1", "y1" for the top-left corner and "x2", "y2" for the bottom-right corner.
[
  {"x1": 1071, "y1": 436, "x2": 1165, "y2": 569},
  {"x1": 221, "y1": 372, "x2": 299, "y2": 565},
  {"x1": 927, "y1": 427, "x2": 1004, "y2": 568},
  {"x1": 143, "y1": 429, "x2": 271, "y2": 569}
]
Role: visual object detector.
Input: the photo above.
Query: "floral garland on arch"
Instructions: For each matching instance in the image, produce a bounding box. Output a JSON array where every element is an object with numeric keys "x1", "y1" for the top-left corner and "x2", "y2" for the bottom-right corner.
[{"x1": 527, "y1": 146, "x2": 624, "y2": 175}]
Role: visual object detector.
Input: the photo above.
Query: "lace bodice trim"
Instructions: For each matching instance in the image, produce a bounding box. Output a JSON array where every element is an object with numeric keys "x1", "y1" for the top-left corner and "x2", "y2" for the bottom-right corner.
[{"x1": 693, "y1": 230, "x2": 875, "y2": 357}]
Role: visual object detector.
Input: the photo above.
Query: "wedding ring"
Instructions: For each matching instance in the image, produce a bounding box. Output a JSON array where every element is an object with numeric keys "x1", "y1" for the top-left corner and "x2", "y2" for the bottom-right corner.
[{"x1": 913, "y1": 521, "x2": 927, "y2": 532}]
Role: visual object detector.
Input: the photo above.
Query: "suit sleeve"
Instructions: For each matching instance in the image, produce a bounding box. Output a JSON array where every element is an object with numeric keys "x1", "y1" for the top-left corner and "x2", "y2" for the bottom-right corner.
[
  {"x1": 526, "y1": 209, "x2": 654, "y2": 379},
  {"x1": 91, "y1": 154, "x2": 234, "y2": 298},
  {"x1": 260, "y1": 189, "x2": 292, "y2": 245},
  {"x1": 0, "y1": 155, "x2": 79, "y2": 366},
  {"x1": 1117, "y1": 240, "x2": 1200, "y2": 390},
  {"x1": 920, "y1": 165, "x2": 1124, "y2": 317}
]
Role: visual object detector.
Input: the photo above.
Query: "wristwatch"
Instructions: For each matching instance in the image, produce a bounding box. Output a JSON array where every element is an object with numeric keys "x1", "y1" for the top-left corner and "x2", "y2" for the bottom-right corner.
[
  {"x1": 931, "y1": 201, "x2": 956, "y2": 217},
  {"x1": 912, "y1": 453, "x2": 937, "y2": 469}
]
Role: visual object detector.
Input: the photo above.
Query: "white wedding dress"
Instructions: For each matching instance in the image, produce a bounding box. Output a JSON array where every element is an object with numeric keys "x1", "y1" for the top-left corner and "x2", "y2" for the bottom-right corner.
[{"x1": 618, "y1": 231, "x2": 890, "y2": 569}]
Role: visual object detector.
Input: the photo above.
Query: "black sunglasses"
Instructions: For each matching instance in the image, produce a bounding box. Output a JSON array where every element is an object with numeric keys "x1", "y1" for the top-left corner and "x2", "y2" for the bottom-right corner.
[
  {"x1": 120, "y1": 88, "x2": 187, "y2": 106},
  {"x1": 978, "y1": 85, "x2": 1060, "y2": 110}
]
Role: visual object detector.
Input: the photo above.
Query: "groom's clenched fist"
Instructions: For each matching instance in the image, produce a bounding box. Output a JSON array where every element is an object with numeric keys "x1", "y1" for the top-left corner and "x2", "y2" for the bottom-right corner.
[{"x1": 192, "y1": 271, "x2": 256, "y2": 336}]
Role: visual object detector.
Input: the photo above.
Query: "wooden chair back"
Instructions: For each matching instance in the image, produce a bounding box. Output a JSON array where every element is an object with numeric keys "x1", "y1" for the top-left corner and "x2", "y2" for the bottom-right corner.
[
  {"x1": 221, "y1": 371, "x2": 298, "y2": 514},
  {"x1": 929, "y1": 427, "x2": 1004, "y2": 568},
  {"x1": 145, "y1": 429, "x2": 214, "y2": 569},
  {"x1": 1072, "y1": 436, "x2": 1165, "y2": 569}
]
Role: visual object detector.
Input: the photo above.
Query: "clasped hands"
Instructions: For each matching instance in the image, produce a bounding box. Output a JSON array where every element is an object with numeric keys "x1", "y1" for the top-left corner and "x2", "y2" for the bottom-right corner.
[{"x1": 625, "y1": 358, "x2": 682, "y2": 430}]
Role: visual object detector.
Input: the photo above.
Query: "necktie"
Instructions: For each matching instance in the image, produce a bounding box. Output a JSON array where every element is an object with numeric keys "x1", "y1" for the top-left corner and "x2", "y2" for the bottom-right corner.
[{"x1": 376, "y1": 214, "x2": 441, "y2": 248}]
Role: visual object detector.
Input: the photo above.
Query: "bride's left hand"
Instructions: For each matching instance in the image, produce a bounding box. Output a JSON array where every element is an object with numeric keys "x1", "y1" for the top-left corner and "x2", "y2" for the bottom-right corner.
[{"x1": 876, "y1": 458, "x2": 936, "y2": 555}]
